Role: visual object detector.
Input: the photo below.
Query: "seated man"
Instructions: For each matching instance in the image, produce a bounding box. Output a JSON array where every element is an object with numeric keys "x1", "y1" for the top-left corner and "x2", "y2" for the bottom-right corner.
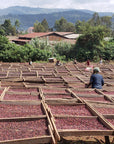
[
  {"x1": 86, "y1": 67, "x2": 104, "y2": 89},
  {"x1": 73, "y1": 58, "x2": 77, "y2": 64},
  {"x1": 56, "y1": 60, "x2": 61, "y2": 66}
]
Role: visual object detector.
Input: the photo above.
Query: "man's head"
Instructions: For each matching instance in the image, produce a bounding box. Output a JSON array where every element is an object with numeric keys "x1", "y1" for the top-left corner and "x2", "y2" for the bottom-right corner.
[{"x1": 93, "y1": 67, "x2": 100, "y2": 73}]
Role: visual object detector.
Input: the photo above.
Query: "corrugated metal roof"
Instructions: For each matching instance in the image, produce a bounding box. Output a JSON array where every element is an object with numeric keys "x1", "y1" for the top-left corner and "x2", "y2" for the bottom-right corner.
[
  {"x1": 54, "y1": 32, "x2": 73, "y2": 36},
  {"x1": 64, "y1": 34, "x2": 81, "y2": 39},
  {"x1": 19, "y1": 32, "x2": 53, "y2": 39},
  {"x1": 12, "y1": 32, "x2": 78, "y2": 45},
  {"x1": 18, "y1": 32, "x2": 76, "y2": 39}
]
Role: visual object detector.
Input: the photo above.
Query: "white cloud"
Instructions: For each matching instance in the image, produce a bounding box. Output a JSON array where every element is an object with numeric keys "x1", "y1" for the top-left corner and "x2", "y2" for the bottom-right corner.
[{"x1": 0, "y1": 0, "x2": 114, "y2": 12}]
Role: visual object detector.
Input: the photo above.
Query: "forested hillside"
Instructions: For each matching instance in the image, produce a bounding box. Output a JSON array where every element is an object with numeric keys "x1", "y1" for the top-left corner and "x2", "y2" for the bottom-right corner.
[
  {"x1": 0, "y1": 6, "x2": 70, "y2": 16},
  {"x1": 0, "y1": 6, "x2": 113, "y2": 30},
  {"x1": 0, "y1": 10, "x2": 93, "y2": 30}
]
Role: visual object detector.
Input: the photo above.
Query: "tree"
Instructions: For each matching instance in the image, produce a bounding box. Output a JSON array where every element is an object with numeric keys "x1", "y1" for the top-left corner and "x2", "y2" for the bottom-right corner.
[
  {"x1": 75, "y1": 17, "x2": 111, "y2": 37},
  {"x1": 100, "y1": 16, "x2": 112, "y2": 28},
  {"x1": 41, "y1": 19, "x2": 49, "y2": 32},
  {"x1": 0, "y1": 35, "x2": 9, "y2": 51},
  {"x1": 54, "y1": 17, "x2": 75, "y2": 32},
  {"x1": 111, "y1": 14, "x2": 114, "y2": 38},
  {"x1": 75, "y1": 20, "x2": 83, "y2": 33},
  {"x1": 104, "y1": 39, "x2": 114, "y2": 60},
  {"x1": 54, "y1": 17, "x2": 67, "y2": 31},
  {"x1": 89, "y1": 12, "x2": 101, "y2": 26},
  {"x1": 33, "y1": 21, "x2": 45, "y2": 32},
  {"x1": 75, "y1": 20, "x2": 89, "y2": 34},
  {"x1": 0, "y1": 25, "x2": 5, "y2": 36},
  {"x1": 2, "y1": 19, "x2": 16, "y2": 35},
  {"x1": 66, "y1": 22, "x2": 75, "y2": 32},
  {"x1": 15, "y1": 19, "x2": 20, "y2": 33},
  {"x1": 73, "y1": 26, "x2": 106, "y2": 62},
  {"x1": 54, "y1": 42, "x2": 73, "y2": 60}
]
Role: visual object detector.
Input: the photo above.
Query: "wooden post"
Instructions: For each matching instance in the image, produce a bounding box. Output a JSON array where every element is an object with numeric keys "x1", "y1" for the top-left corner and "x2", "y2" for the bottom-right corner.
[{"x1": 105, "y1": 136, "x2": 110, "y2": 144}]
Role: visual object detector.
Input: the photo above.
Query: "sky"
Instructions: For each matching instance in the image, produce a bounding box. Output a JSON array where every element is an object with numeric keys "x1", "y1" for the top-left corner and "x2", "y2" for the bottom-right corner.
[{"x1": 0, "y1": 0, "x2": 114, "y2": 12}]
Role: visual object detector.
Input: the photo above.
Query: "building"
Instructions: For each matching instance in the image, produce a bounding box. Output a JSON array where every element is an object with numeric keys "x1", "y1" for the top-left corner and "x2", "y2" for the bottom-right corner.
[
  {"x1": 12, "y1": 32, "x2": 80, "y2": 45},
  {"x1": 27, "y1": 27, "x2": 34, "y2": 33}
]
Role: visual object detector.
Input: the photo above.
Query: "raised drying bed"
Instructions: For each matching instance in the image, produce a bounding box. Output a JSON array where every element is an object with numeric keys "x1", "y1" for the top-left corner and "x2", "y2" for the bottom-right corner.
[
  {"x1": 45, "y1": 83, "x2": 66, "y2": 88},
  {"x1": 1, "y1": 88, "x2": 40, "y2": 101},
  {"x1": 0, "y1": 101, "x2": 46, "y2": 118},
  {"x1": 67, "y1": 83, "x2": 84, "y2": 89},
  {"x1": 88, "y1": 103, "x2": 114, "y2": 117},
  {"x1": 62, "y1": 76, "x2": 81, "y2": 83},
  {"x1": 43, "y1": 76, "x2": 64, "y2": 83},
  {"x1": 41, "y1": 87, "x2": 69, "y2": 94},
  {"x1": 0, "y1": 117, "x2": 54, "y2": 144},
  {"x1": 103, "y1": 115, "x2": 114, "y2": 129},
  {"x1": 39, "y1": 87, "x2": 78, "y2": 102},
  {"x1": 92, "y1": 103, "x2": 114, "y2": 115},
  {"x1": 0, "y1": 99, "x2": 56, "y2": 144},
  {"x1": 43, "y1": 93, "x2": 76, "y2": 100},
  {"x1": 22, "y1": 72, "x2": 37, "y2": 77},
  {"x1": 53, "y1": 115, "x2": 113, "y2": 140},
  {"x1": 8, "y1": 87, "x2": 38, "y2": 93},
  {"x1": 3, "y1": 93, "x2": 40, "y2": 101},
  {"x1": 45, "y1": 100, "x2": 114, "y2": 141},
  {"x1": 76, "y1": 94, "x2": 112, "y2": 103},
  {"x1": 47, "y1": 103, "x2": 93, "y2": 116},
  {"x1": 1, "y1": 81, "x2": 25, "y2": 88},
  {"x1": 72, "y1": 88, "x2": 97, "y2": 95}
]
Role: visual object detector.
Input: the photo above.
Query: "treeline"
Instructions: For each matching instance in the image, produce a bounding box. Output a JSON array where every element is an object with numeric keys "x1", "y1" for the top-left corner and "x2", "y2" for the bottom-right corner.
[
  {"x1": 73, "y1": 26, "x2": 114, "y2": 62},
  {"x1": 0, "y1": 10, "x2": 93, "y2": 30},
  {"x1": 0, "y1": 12, "x2": 114, "y2": 36},
  {"x1": 32, "y1": 13, "x2": 114, "y2": 62},
  {"x1": 0, "y1": 19, "x2": 20, "y2": 36},
  {"x1": 0, "y1": 13, "x2": 114, "y2": 62},
  {"x1": 33, "y1": 12, "x2": 113, "y2": 36}
]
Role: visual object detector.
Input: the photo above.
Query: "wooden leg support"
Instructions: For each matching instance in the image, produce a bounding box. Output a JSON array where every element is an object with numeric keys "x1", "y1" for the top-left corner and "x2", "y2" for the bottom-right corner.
[{"x1": 105, "y1": 136, "x2": 110, "y2": 144}]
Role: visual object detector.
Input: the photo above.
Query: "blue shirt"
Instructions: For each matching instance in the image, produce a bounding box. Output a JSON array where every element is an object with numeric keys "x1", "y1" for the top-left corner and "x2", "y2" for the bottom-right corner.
[{"x1": 90, "y1": 73, "x2": 104, "y2": 89}]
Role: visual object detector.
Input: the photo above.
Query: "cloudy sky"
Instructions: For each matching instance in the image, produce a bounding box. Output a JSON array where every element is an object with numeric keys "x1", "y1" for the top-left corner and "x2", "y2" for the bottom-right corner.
[{"x1": 0, "y1": 0, "x2": 114, "y2": 12}]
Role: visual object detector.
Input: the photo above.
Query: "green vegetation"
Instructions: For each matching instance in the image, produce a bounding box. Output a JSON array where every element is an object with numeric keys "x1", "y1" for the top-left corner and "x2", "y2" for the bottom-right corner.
[
  {"x1": 0, "y1": 19, "x2": 21, "y2": 36},
  {"x1": 0, "y1": 9, "x2": 93, "y2": 30},
  {"x1": 54, "y1": 42, "x2": 73, "y2": 61},
  {"x1": 0, "y1": 33, "x2": 113, "y2": 62},
  {"x1": 0, "y1": 36, "x2": 52, "y2": 62},
  {"x1": 0, "y1": 12, "x2": 114, "y2": 62},
  {"x1": 54, "y1": 17, "x2": 75, "y2": 32},
  {"x1": 33, "y1": 19, "x2": 49, "y2": 32},
  {"x1": 1, "y1": 19, "x2": 16, "y2": 35},
  {"x1": 73, "y1": 27, "x2": 114, "y2": 62}
]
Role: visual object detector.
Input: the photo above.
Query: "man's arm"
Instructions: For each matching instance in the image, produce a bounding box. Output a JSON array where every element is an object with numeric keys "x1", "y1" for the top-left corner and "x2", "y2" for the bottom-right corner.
[
  {"x1": 102, "y1": 77, "x2": 104, "y2": 86},
  {"x1": 85, "y1": 82, "x2": 92, "y2": 88},
  {"x1": 85, "y1": 75, "x2": 93, "y2": 88}
]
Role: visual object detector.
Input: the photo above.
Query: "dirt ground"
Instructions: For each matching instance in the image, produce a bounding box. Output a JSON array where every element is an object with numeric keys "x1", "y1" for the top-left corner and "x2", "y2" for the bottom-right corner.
[{"x1": 57, "y1": 136, "x2": 114, "y2": 144}]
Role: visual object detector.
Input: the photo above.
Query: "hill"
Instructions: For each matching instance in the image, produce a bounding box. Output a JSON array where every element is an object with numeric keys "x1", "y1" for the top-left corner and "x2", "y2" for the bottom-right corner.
[
  {"x1": 0, "y1": 6, "x2": 71, "y2": 16},
  {"x1": 0, "y1": 10, "x2": 93, "y2": 30},
  {"x1": 0, "y1": 6, "x2": 113, "y2": 30},
  {"x1": 0, "y1": 6, "x2": 113, "y2": 16}
]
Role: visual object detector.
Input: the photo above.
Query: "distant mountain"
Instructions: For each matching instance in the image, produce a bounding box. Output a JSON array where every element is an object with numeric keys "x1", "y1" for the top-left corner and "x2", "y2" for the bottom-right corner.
[
  {"x1": 0, "y1": 6, "x2": 113, "y2": 30},
  {"x1": 0, "y1": 6, "x2": 71, "y2": 16},
  {"x1": 0, "y1": 10, "x2": 93, "y2": 30},
  {"x1": 0, "y1": 6, "x2": 113, "y2": 16},
  {"x1": 98, "y1": 12, "x2": 114, "y2": 17},
  {"x1": 77, "y1": 9, "x2": 114, "y2": 16}
]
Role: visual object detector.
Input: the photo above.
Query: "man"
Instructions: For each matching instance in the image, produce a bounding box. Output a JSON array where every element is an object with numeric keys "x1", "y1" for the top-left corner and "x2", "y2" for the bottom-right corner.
[
  {"x1": 86, "y1": 67, "x2": 104, "y2": 89},
  {"x1": 86, "y1": 59, "x2": 90, "y2": 66}
]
